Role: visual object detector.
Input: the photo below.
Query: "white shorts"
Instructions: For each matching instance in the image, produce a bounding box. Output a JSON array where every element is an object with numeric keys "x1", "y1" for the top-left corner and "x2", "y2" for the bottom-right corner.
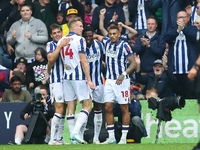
[
  {"x1": 104, "y1": 79, "x2": 130, "y2": 104},
  {"x1": 63, "y1": 80, "x2": 90, "y2": 102},
  {"x1": 49, "y1": 82, "x2": 64, "y2": 103},
  {"x1": 90, "y1": 84, "x2": 104, "y2": 104}
]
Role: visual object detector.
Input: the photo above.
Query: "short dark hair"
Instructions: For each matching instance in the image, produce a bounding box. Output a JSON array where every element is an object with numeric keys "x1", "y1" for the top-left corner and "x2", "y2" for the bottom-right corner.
[
  {"x1": 10, "y1": 76, "x2": 21, "y2": 84},
  {"x1": 38, "y1": 85, "x2": 47, "y2": 92},
  {"x1": 20, "y1": 4, "x2": 32, "y2": 11},
  {"x1": 35, "y1": 47, "x2": 47, "y2": 61},
  {"x1": 109, "y1": 25, "x2": 119, "y2": 31},
  {"x1": 57, "y1": 10, "x2": 63, "y2": 17},
  {"x1": 83, "y1": 26, "x2": 94, "y2": 34},
  {"x1": 147, "y1": 15, "x2": 157, "y2": 24},
  {"x1": 50, "y1": 23, "x2": 62, "y2": 34}
]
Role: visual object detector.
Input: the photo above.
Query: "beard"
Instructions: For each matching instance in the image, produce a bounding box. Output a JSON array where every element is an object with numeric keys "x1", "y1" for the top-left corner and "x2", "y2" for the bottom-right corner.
[{"x1": 12, "y1": 87, "x2": 21, "y2": 94}]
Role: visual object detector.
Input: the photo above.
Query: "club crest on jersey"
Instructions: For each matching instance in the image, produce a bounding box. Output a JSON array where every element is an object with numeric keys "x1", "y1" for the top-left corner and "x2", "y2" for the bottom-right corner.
[
  {"x1": 65, "y1": 64, "x2": 71, "y2": 70},
  {"x1": 58, "y1": 96, "x2": 62, "y2": 100}
]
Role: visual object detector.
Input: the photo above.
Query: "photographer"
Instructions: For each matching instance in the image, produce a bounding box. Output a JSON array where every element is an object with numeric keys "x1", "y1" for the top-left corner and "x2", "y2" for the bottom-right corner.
[
  {"x1": 8, "y1": 85, "x2": 54, "y2": 145},
  {"x1": 113, "y1": 82, "x2": 147, "y2": 143}
]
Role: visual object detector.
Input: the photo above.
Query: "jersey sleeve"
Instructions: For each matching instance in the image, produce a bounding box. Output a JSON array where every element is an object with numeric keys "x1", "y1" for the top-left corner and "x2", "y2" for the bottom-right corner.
[
  {"x1": 100, "y1": 42, "x2": 105, "y2": 55},
  {"x1": 102, "y1": 37, "x2": 110, "y2": 46},
  {"x1": 123, "y1": 42, "x2": 133, "y2": 57},
  {"x1": 46, "y1": 42, "x2": 53, "y2": 55},
  {"x1": 78, "y1": 37, "x2": 86, "y2": 54}
]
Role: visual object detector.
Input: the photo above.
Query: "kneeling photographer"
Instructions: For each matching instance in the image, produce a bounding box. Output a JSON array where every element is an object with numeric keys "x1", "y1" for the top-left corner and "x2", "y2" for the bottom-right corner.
[
  {"x1": 8, "y1": 85, "x2": 54, "y2": 145},
  {"x1": 113, "y1": 82, "x2": 147, "y2": 143}
]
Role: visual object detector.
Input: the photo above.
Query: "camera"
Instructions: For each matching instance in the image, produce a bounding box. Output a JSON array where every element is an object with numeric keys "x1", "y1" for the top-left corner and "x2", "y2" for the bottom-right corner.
[
  {"x1": 148, "y1": 96, "x2": 185, "y2": 121},
  {"x1": 30, "y1": 87, "x2": 44, "y2": 112}
]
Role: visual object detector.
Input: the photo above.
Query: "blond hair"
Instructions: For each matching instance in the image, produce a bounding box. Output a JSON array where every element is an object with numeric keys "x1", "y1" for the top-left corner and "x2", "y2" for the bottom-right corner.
[
  {"x1": 68, "y1": 17, "x2": 83, "y2": 30},
  {"x1": 146, "y1": 88, "x2": 158, "y2": 95}
]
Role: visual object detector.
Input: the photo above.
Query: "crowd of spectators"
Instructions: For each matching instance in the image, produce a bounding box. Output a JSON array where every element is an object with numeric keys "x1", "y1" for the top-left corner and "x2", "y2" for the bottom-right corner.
[
  {"x1": 0, "y1": 0, "x2": 200, "y2": 145},
  {"x1": 0, "y1": 0, "x2": 200, "y2": 101}
]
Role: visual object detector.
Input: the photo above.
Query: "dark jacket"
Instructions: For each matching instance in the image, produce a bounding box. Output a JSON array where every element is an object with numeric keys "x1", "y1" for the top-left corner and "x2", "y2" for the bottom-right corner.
[
  {"x1": 136, "y1": 69, "x2": 177, "y2": 98},
  {"x1": 128, "y1": 0, "x2": 159, "y2": 29},
  {"x1": 153, "y1": 0, "x2": 188, "y2": 34},
  {"x1": 20, "y1": 98, "x2": 54, "y2": 137},
  {"x1": 133, "y1": 31, "x2": 166, "y2": 72},
  {"x1": 25, "y1": 0, "x2": 58, "y2": 36},
  {"x1": 0, "y1": 1, "x2": 14, "y2": 26},
  {"x1": 164, "y1": 25, "x2": 198, "y2": 72},
  {"x1": 91, "y1": 2, "x2": 125, "y2": 35}
]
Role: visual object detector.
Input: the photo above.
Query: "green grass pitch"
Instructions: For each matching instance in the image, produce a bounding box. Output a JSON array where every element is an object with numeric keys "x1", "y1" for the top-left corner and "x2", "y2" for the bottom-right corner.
[{"x1": 0, "y1": 143, "x2": 197, "y2": 150}]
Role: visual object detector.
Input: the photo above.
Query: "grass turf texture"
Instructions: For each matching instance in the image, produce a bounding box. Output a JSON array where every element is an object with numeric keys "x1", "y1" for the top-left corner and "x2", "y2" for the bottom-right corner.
[{"x1": 0, "y1": 143, "x2": 197, "y2": 150}]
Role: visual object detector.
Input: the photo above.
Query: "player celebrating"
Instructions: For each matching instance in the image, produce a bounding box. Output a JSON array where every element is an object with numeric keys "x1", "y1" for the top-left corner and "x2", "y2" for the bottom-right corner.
[
  {"x1": 83, "y1": 26, "x2": 105, "y2": 144},
  {"x1": 58, "y1": 17, "x2": 95, "y2": 144},
  {"x1": 46, "y1": 23, "x2": 69, "y2": 145},
  {"x1": 94, "y1": 26, "x2": 136, "y2": 144}
]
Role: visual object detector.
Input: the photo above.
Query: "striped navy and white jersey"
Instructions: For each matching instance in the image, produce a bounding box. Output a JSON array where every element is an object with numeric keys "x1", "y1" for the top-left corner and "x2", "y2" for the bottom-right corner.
[
  {"x1": 135, "y1": 0, "x2": 147, "y2": 30},
  {"x1": 86, "y1": 40, "x2": 105, "y2": 86},
  {"x1": 191, "y1": 6, "x2": 200, "y2": 25},
  {"x1": 102, "y1": 37, "x2": 133, "y2": 80},
  {"x1": 58, "y1": 32, "x2": 86, "y2": 80},
  {"x1": 173, "y1": 31, "x2": 189, "y2": 74},
  {"x1": 46, "y1": 40, "x2": 64, "y2": 83}
]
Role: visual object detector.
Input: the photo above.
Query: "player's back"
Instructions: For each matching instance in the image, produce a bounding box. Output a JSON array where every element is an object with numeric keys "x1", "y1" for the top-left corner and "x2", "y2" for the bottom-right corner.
[{"x1": 59, "y1": 32, "x2": 86, "y2": 80}]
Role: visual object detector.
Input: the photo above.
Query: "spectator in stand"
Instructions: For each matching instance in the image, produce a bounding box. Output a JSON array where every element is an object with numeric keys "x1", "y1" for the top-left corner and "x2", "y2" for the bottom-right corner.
[
  {"x1": 26, "y1": 47, "x2": 48, "y2": 91},
  {"x1": 81, "y1": 0, "x2": 98, "y2": 26},
  {"x1": 25, "y1": 0, "x2": 58, "y2": 37},
  {"x1": 0, "y1": 0, "x2": 18, "y2": 26},
  {"x1": 154, "y1": 0, "x2": 188, "y2": 34},
  {"x1": 0, "y1": 57, "x2": 28, "y2": 100},
  {"x1": 135, "y1": 54, "x2": 177, "y2": 98},
  {"x1": 61, "y1": 8, "x2": 79, "y2": 36},
  {"x1": 0, "y1": 0, "x2": 18, "y2": 67},
  {"x1": 99, "y1": 8, "x2": 137, "y2": 42},
  {"x1": 59, "y1": 0, "x2": 85, "y2": 24},
  {"x1": 186, "y1": 0, "x2": 200, "y2": 25},
  {"x1": 129, "y1": 36, "x2": 138, "y2": 50},
  {"x1": 2, "y1": 76, "x2": 31, "y2": 102},
  {"x1": 6, "y1": 4, "x2": 48, "y2": 64},
  {"x1": 56, "y1": 11, "x2": 65, "y2": 25},
  {"x1": 194, "y1": 18, "x2": 200, "y2": 29},
  {"x1": 118, "y1": 0, "x2": 132, "y2": 34},
  {"x1": 133, "y1": 16, "x2": 166, "y2": 73},
  {"x1": 165, "y1": 11, "x2": 198, "y2": 99},
  {"x1": 5, "y1": 0, "x2": 26, "y2": 69},
  {"x1": 92, "y1": 0, "x2": 125, "y2": 35},
  {"x1": 128, "y1": 0, "x2": 159, "y2": 35}
]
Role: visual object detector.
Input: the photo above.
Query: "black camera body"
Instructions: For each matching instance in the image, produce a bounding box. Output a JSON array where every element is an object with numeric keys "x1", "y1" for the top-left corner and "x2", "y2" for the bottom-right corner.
[{"x1": 148, "y1": 96, "x2": 185, "y2": 121}]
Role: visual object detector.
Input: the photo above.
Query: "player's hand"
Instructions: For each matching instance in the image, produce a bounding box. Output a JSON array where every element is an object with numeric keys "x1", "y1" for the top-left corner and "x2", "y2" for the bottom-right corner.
[
  {"x1": 116, "y1": 74, "x2": 124, "y2": 85},
  {"x1": 42, "y1": 71, "x2": 49, "y2": 84},
  {"x1": 24, "y1": 31, "x2": 32, "y2": 39},
  {"x1": 188, "y1": 67, "x2": 198, "y2": 81},
  {"x1": 88, "y1": 81, "x2": 95, "y2": 90},
  {"x1": 24, "y1": 113, "x2": 31, "y2": 120},
  {"x1": 12, "y1": 30, "x2": 17, "y2": 39},
  {"x1": 59, "y1": 38, "x2": 70, "y2": 48}
]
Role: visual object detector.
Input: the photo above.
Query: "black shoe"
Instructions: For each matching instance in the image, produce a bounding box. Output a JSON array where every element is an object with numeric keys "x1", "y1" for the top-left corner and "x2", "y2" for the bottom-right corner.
[{"x1": 8, "y1": 141, "x2": 17, "y2": 145}]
